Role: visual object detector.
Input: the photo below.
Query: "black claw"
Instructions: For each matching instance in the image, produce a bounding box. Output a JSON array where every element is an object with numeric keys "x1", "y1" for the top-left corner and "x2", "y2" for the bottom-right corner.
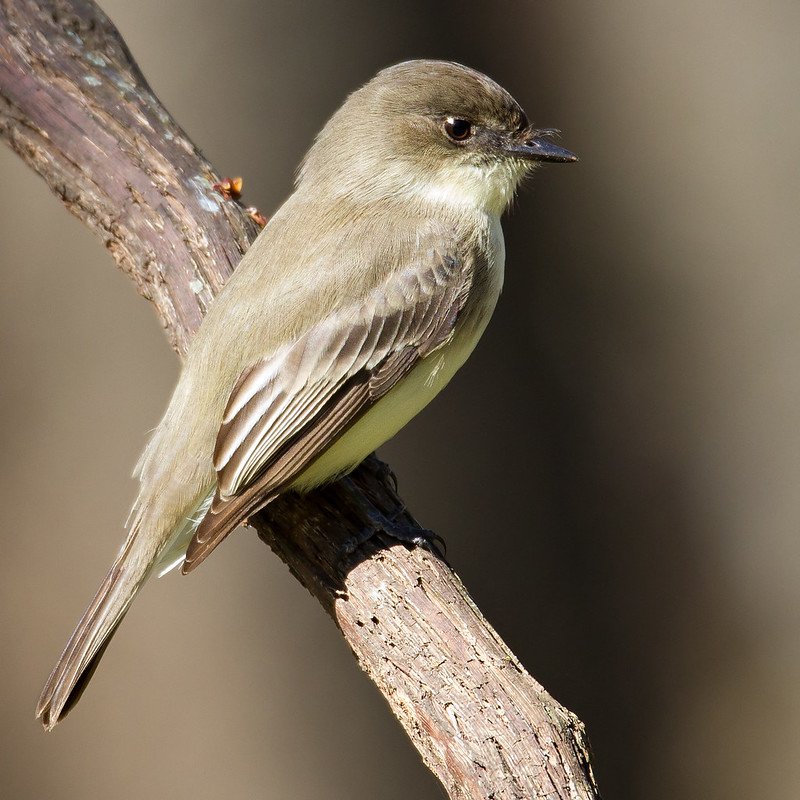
[
  {"x1": 374, "y1": 460, "x2": 400, "y2": 493},
  {"x1": 335, "y1": 507, "x2": 448, "y2": 572},
  {"x1": 396, "y1": 526, "x2": 447, "y2": 561}
]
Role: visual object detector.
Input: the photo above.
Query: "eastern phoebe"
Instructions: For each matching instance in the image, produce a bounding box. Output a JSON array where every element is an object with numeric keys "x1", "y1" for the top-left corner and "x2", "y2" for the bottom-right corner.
[{"x1": 37, "y1": 60, "x2": 577, "y2": 729}]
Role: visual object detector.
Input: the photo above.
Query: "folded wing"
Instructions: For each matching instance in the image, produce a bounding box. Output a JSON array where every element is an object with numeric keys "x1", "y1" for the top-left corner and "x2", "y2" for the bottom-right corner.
[{"x1": 182, "y1": 250, "x2": 470, "y2": 572}]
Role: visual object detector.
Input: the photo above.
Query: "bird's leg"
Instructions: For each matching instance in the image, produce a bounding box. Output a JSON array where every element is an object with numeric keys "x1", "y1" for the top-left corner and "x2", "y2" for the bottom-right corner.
[{"x1": 371, "y1": 458, "x2": 400, "y2": 493}]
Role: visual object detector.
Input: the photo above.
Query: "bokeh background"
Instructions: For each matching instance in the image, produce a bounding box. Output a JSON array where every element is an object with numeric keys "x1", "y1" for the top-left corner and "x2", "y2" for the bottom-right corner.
[{"x1": 2, "y1": 1, "x2": 799, "y2": 798}]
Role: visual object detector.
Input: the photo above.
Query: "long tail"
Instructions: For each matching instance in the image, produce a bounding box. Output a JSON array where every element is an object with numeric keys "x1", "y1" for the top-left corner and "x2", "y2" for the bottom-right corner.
[
  {"x1": 36, "y1": 486, "x2": 214, "y2": 730},
  {"x1": 35, "y1": 534, "x2": 153, "y2": 730}
]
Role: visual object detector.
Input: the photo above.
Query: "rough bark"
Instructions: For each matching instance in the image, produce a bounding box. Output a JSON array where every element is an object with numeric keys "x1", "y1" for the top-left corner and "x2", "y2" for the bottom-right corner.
[{"x1": 0, "y1": 2, "x2": 600, "y2": 797}]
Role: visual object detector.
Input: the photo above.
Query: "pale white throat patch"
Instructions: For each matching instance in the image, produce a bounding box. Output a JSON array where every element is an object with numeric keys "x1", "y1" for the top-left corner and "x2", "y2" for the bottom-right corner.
[{"x1": 414, "y1": 159, "x2": 528, "y2": 216}]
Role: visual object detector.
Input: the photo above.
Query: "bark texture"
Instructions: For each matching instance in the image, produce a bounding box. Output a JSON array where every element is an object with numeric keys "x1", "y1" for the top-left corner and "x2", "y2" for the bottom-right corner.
[{"x1": 0, "y1": 2, "x2": 600, "y2": 797}]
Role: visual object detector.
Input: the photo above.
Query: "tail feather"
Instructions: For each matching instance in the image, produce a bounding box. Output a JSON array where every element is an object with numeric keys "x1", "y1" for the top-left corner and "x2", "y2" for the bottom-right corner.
[
  {"x1": 36, "y1": 539, "x2": 149, "y2": 730},
  {"x1": 37, "y1": 487, "x2": 215, "y2": 729}
]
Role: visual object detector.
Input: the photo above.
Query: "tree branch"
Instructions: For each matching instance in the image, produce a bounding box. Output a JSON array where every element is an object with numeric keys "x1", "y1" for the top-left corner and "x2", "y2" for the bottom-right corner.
[{"x1": 0, "y1": 2, "x2": 600, "y2": 797}]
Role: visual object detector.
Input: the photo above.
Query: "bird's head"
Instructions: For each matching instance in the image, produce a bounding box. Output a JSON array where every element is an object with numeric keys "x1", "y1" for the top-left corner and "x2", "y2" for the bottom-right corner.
[{"x1": 298, "y1": 60, "x2": 577, "y2": 216}]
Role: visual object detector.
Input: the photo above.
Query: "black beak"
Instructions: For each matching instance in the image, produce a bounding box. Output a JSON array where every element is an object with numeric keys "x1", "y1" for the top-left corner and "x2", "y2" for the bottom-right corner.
[{"x1": 506, "y1": 129, "x2": 578, "y2": 163}]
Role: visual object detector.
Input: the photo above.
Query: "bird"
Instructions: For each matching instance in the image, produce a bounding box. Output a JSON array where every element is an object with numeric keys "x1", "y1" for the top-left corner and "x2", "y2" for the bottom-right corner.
[{"x1": 36, "y1": 59, "x2": 577, "y2": 729}]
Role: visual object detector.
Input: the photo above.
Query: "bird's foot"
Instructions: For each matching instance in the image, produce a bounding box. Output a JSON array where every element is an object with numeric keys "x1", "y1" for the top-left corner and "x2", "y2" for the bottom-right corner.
[{"x1": 338, "y1": 506, "x2": 447, "y2": 571}]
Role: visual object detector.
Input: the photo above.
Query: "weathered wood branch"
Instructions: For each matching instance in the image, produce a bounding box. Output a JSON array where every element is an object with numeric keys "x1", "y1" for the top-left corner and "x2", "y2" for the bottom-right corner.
[{"x1": 0, "y1": 2, "x2": 600, "y2": 797}]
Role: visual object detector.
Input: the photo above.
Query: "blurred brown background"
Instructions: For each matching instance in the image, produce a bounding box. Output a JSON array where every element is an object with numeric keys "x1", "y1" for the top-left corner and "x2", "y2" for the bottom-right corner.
[{"x1": 2, "y1": 1, "x2": 799, "y2": 798}]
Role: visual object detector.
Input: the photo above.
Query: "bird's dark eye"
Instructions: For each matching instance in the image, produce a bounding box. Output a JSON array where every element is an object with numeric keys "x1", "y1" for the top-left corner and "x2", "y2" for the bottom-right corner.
[{"x1": 444, "y1": 117, "x2": 473, "y2": 142}]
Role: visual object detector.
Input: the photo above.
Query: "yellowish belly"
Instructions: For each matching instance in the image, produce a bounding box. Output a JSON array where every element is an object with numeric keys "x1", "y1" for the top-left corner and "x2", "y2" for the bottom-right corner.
[{"x1": 290, "y1": 324, "x2": 485, "y2": 491}]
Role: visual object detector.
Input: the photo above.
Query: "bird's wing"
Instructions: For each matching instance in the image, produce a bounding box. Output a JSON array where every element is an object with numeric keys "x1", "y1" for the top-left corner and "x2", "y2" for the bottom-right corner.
[{"x1": 182, "y1": 249, "x2": 471, "y2": 572}]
